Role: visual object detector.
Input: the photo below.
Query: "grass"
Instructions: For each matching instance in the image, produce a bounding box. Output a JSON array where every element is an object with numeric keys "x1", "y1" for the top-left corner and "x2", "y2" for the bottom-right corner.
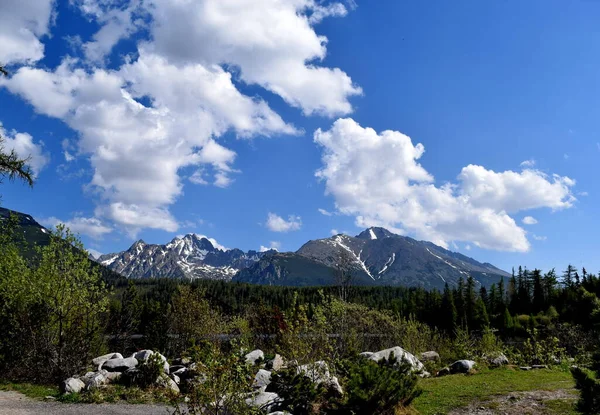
[
  {"x1": 412, "y1": 366, "x2": 576, "y2": 415},
  {"x1": 0, "y1": 381, "x2": 59, "y2": 399},
  {"x1": 545, "y1": 399, "x2": 578, "y2": 415}
]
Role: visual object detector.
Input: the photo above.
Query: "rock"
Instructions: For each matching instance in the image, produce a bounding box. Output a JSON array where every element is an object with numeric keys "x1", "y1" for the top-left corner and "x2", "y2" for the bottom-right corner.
[
  {"x1": 245, "y1": 349, "x2": 265, "y2": 365},
  {"x1": 420, "y1": 351, "x2": 440, "y2": 362},
  {"x1": 246, "y1": 391, "x2": 281, "y2": 413},
  {"x1": 489, "y1": 354, "x2": 509, "y2": 367},
  {"x1": 172, "y1": 357, "x2": 191, "y2": 366},
  {"x1": 44, "y1": 396, "x2": 56, "y2": 401},
  {"x1": 449, "y1": 360, "x2": 476, "y2": 374},
  {"x1": 169, "y1": 365, "x2": 185, "y2": 374},
  {"x1": 365, "y1": 347, "x2": 427, "y2": 374},
  {"x1": 532, "y1": 364, "x2": 548, "y2": 369},
  {"x1": 81, "y1": 371, "x2": 108, "y2": 389},
  {"x1": 359, "y1": 352, "x2": 374, "y2": 359},
  {"x1": 156, "y1": 375, "x2": 180, "y2": 394},
  {"x1": 254, "y1": 369, "x2": 272, "y2": 390},
  {"x1": 172, "y1": 367, "x2": 190, "y2": 379},
  {"x1": 436, "y1": 367, "x2": 451, "y2": 377},
  {"x1": 92, "y1": 352, "x2": 123, "y2": 367},
  {"x1": 269, "y1": 354, "x2": 285, "y2": 371},
  {"x1": 61, "y1": 377, "x2": 85, "y2": 394},
  {"x1": 297, "y1": 361, "x2": 344, "y2": 396},
  {"x1": 104, "y1": 371, "x2": 122, "y2": 383},
  {"x1": 520, "y1": 366, "x2": 532, "y2": 371},
  {"x1": 102, "y1": 357, "x2": 138, "y2": 372},
  {"x1": 133, "y1": 350, "x2": 154, "y2": 361},
  {"x1": 170, "y1": 374, "x2": 181, "y2": 385}
]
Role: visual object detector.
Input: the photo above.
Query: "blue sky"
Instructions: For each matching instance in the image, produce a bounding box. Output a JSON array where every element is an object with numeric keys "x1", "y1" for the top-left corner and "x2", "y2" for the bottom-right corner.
[{"x1": 1, "y1": 0, "x2": 599, "y2": 273}]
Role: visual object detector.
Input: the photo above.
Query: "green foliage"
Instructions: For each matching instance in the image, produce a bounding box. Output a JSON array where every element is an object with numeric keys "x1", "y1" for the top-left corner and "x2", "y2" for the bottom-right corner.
[
  {"x1": 173, "y1": 341, "x2": 258, "y2": 415},
  {"x1": 333, "y1": 357, "x2": 422, "y2": 415},
  {"x1": 269, "y1": 366, "x2": 326, "y2": 415},
  {"x1": 519, "y1": 328, "x2": 565, "y2": 366},
  {"x1": 571, "y1": 366, "x2": 600, "y2": 414},
  {"x1": 126, "y1": 352, "x2": 165, "y2": 389},
  {"x1": 0, "y1": 224, "x2": 109, "y2": 382}
]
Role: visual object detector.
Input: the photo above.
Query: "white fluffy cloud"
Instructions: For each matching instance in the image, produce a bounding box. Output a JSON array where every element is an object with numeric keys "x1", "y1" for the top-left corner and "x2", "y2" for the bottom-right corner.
[
  {"x1": 522, "y1": 216, "x2": 538, "y2": 225},
  {"x1": 260, "y1": 241, "x2": 281, "y2": 252},
  {"x1": 2, "y1": 0, "x2": 357, "y2": 235},
  {"x1": 147, "y1": 0, "x2": 362, "y2": 116},
  {"x1": 2, "y1": 52, "x2": 296, "y2": 231},
  {"x1": 42, "y1": 216, "x2": 113, "y2": 239},
  {"x1": 0, "y1": 0, "x2": 55, "y2": 65},
  {"x1": 315, "y1": 118, "x2": 577, "y2": 252},
  {"x1": 266, "y1": 213, "x2": 302, "y2": 232},
  {"x1": 0, "y1": 124, "x2": 49, "y2": 175}
]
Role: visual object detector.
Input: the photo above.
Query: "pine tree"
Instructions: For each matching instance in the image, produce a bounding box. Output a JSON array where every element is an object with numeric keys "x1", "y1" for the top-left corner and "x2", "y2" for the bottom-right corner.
[{"x1": 441, "y1": 283, "x2": 457, "y2": 334}]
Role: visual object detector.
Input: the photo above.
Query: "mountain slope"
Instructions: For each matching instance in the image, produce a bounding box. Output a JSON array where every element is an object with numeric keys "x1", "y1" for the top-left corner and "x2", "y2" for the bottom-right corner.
[
  {"x1": 0, "y1": 207, "x2": 124, "y2": 284},
  {"x1": 98, "y1": 234, "x2": 270, "y2": 280},
  {"x1": 235, "y1": 227, "x2": 510, "y2": 290}
]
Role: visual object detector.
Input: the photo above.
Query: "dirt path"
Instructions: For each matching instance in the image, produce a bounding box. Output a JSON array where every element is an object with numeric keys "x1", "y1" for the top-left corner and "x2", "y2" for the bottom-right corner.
[
  {"x1": 0, "y1": 391, "x2": 175, "y2": 415},
  {"x1": 448, "y1": 389, "x2": 577, "y2": 415}
]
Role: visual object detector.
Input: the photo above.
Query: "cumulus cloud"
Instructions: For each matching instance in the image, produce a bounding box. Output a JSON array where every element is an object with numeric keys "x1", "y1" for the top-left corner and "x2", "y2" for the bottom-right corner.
[
  {"x1": 266, "y1": 212, "x2": 302, "y2": 232},
  {"x1": 147, "y1": 0, "x2": 361, "y2": 116},
  {"x1": 532, "y1": 234, "x2": 547, "y2": 241},
  {"x1": 0, "y1": 0, "x2": 55, "y2": 65},
  {"x1": 522, "y1": 216, "x2": 538, "y2": 225},
  {"x1": 0, "y1": 124, "x2": 49, "y2": 175},
  {"x1": 2, "y1": 0, "x2": 358, "y2": 236},
  {"x1": 260, "y1": 241, "x2": 281, "y2": 252},
  {"x1": 318, "y1": 208, "x2": 333, "y2": 216},
  {"x1": 41, "y1": 215, "x2": 112, "y2": 239},
  {"x1": 72, "y1": 0, "x2": 146, "y2": 63},
  {"x1": 315, "y1": 118, "x2": 577, "y2": 252},
  {"x1": 2, "y1": 52, "x2": 295, "y2": 231}
]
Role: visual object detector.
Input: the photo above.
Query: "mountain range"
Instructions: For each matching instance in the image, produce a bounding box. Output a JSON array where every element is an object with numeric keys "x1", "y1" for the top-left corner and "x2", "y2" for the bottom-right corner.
[
  {"x1": 98, "y1": 226, "x2": 510, "y2": 290},
  {"x1": 1, "y1": 206, "x2": 511, "y2": 290}
]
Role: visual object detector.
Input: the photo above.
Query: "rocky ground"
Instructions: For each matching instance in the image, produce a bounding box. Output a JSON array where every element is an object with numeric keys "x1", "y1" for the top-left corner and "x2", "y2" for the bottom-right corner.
[{"x1": 0, "y1": 391, "x2": 172, "y2": 415}]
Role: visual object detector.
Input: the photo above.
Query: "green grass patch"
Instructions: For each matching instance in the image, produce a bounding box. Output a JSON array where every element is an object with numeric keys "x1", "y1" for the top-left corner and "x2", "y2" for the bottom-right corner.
[
  {"x1": 545, "y1": 398, "x2": 578, "y2": 415},
  {"x1": 412, "y1": 367, "x2": 575, "y2": 415},
  {"x1": 0, "y1": 381, "x2": 59, "y2": 400}
]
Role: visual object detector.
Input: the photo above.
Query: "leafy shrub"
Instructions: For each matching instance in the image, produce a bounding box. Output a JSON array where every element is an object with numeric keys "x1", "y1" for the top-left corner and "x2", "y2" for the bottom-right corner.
[
  {"x1": 173, "y1": 341, "x2": 258, "y2": 415},
  {"x1": 268, "y1": 365, "x2": 326, "y2": 415},
  {"x1": 332, "y1": 356, "x2": 422, "y2": 415},
  {"x1": 572, "y1": 366, "x2": 600, "y2": 414},
  {"x1": 136, "y1": 352, "x2": 165, "y2": 388}
]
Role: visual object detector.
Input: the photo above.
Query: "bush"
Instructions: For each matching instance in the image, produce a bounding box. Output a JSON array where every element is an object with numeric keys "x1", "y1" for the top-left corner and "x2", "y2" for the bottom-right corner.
[
  {"x1": 572, "y1": 350, "x2": 600, "y2": 414},
  {"x1": 333, "y1": 356, "x2": 422, "y2": 415},
  {"x1": 572, "y1": 366, "x2": 600, "y2": 413},
  {"x1": 268, "y1": 366, "x2": 326, "y2": 415},
  {"x1": 173, "y1": 341, "x2": 258, "y2": 415}
]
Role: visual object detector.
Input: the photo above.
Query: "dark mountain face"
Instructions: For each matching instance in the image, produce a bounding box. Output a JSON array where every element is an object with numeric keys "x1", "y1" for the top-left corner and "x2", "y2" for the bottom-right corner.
[
  {"x1": 97, "y1": 234, "x2": 272, "y2": 281},
  {"x1": 235, "y1": 227, "x2": 510, "y2": 290},
  {"x1": 0, "y1": 207, "x2": 123, "y2": 284}
]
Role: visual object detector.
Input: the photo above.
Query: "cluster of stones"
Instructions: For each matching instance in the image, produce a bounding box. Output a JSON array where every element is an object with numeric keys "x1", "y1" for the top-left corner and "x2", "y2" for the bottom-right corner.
[
  {"x1": 61, "y1": 350, "x2": 179, "y2": 395},
  {"x1": 61, "y1": 345, "x2": 435, "y2": 414},
  {"x1": 247, "y1": 346, "x2": 430, "y2": 414}
]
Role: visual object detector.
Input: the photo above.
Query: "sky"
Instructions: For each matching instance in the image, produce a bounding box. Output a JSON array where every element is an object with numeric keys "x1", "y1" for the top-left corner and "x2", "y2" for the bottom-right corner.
[{"x1": 1, "y1": 0, "x2": 599, "y2": 274}]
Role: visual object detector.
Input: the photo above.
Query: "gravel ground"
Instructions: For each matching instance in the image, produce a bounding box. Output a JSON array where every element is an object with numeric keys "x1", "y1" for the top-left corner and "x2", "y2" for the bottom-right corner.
[{"x1": 0, "y1": 391, "x2": 175, "y2": 415}]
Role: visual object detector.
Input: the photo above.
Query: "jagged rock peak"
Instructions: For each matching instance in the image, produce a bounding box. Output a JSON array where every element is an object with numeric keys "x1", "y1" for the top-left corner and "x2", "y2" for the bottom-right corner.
[{"x1": 355, "y1": 227, "x2": 396, "y2": 240}]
